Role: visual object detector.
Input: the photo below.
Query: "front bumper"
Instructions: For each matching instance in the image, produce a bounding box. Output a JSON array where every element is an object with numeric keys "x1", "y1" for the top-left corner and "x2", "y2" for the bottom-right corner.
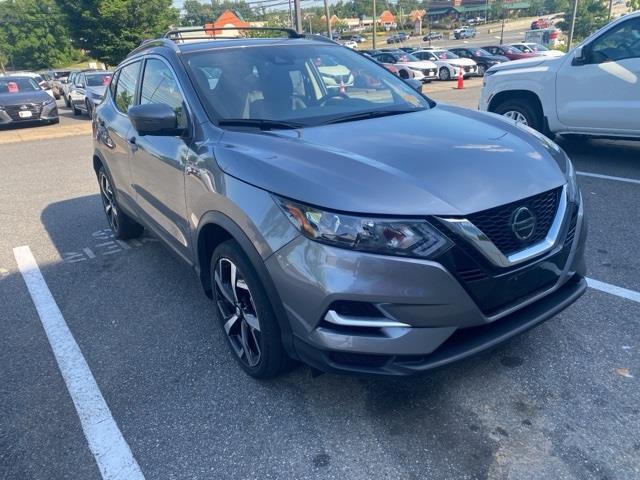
[
  {"x1": 0, "y1": 102, "x2": 58, "y2": 125},
  {"x1": 266, "y1": 201, "x2": 587, "y2": 375}
]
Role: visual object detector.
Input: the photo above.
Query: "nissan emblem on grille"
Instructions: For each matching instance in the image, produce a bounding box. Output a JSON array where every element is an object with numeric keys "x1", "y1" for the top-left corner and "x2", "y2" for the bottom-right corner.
[{"x1": 511, "y1": 206, "x2": 537, "y2": 241}]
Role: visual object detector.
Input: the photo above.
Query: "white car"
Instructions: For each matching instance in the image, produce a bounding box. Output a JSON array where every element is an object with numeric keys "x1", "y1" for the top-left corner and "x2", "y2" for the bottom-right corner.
[
  {"x1": 413, "y1": 49, "x2": 478, "y2": 81},
  {"x1": 480, "y1": 12, "x2": 640, "y2": 139},
  {"x1": 372, "y1": 51, "x2": 438, "y2": 82},
  {"x1": 340, "y1": 40, "x2": 358, "y2": 50},
  {"x1": 510, "y1": 42, "x2": 564, "y2": 57}
]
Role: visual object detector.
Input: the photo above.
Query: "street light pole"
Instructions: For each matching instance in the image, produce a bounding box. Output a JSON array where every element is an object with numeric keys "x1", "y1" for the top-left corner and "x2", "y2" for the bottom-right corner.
[
  {"x1": 500, "y1": 11, "x2": 505, "y2": 44},
  {"x1": 567, "y1": 0, "x2": 578, "y2": 50},
  {"x1": 372, "y1": 0, "x2": 377, "y2": 49}
]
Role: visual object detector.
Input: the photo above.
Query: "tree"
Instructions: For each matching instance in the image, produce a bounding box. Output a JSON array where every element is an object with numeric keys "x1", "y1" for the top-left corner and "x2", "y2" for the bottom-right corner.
[
  {"x1": 558, "y1": 0, "x2": 609, "y2": 42},
  {"x1": 57, "y1": 0, "x2": 179, "y2": 67},
  {"x1": 182, "y1": 0, "x2": 216, "y2": 26},
  {"x1": 0, "y1": 0, "x2": 80, "y2": 70},
  {"x1": 628, "y1": 0, "x2": 640, "y2": 10}
]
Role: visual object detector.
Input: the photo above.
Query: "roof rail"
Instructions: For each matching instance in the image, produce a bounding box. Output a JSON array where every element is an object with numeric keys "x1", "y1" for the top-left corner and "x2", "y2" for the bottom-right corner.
[
  {"x1": 127, "y1": 38, "x2": 180, "y2": 58},
  {"x1": 163, "y1": 26, "x2": 305, "y2": 41},
  {"x1": 303, "y1": 34, "x2": 339, "y2": 45}
]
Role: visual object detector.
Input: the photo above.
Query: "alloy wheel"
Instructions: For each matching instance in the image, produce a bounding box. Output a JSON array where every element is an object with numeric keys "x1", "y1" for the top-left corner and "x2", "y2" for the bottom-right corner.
[
  {"x1": 503, "y1": 110, "x2": 529, "y2": 125},
  {"x1": 214, "y1": 257, "x2": 262, "y2": 367},
  {"x1": 99, "y1": 172, "x2": 118, "y2": 231}
]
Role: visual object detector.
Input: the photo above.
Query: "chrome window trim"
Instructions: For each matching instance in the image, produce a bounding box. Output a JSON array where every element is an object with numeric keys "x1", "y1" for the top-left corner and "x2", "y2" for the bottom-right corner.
[{"x1": 437, "y1": 185, "x2": 568, "y2": 268}]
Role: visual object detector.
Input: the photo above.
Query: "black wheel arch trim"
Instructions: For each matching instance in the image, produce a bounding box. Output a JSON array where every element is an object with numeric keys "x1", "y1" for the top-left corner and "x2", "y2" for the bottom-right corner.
[{"x1": 195, "y1": 210, "x2": 297, "y2": 359}]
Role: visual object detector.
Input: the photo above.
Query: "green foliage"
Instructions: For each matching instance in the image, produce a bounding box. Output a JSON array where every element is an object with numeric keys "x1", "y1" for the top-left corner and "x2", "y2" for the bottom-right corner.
[
  {"x1": 180, "y1": 0, "x2": 257, "y2": 27},
  {"x1": 57, "y1": 0, "x2": 179, "y2": 67},
  {"x1": 628, "y1": 0, "x2": 640, "y2": 10},
  {"x1": 544, "y1": 0, "x2": 570, "y2": 13},
  {"x1": 0, "y1": 0, "x2": 80, "y2": 70},
  {"x1": 558, "y1": 0, "x2": 609, "y2": 41}
]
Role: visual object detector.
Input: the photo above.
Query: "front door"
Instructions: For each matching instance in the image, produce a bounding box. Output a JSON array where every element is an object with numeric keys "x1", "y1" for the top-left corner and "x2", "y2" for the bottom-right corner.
[
  {"x1": 130, "y1": 57, "x2": 193, "y2": 260},
  {"x1": 556, "y1": 16, "x2": 640, "y2": 135}
]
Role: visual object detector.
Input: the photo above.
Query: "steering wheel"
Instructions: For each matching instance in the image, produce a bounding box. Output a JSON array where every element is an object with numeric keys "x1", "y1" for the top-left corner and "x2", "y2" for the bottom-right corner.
[{"x1": 319, "y1": 90, "x2": 349, "y2": 106}]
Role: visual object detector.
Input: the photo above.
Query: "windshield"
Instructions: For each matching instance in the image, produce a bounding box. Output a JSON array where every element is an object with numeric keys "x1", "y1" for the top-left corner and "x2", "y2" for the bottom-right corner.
[
  {"x1": 472, "y1": 48, "x2": 492, "y2": 57},
  {"x1": 395, "y1": 52, "x2": 420, "y2": 62},
  {"x1": 434, "y1": 51, "x2": 459, "y2": 59},
  {"x1": 0, "y1": 77, "x2": 40, "y2": 93},
  {"x1": 185, "y1": 44, "x2": 430, "y2": 127},
  {"x1": 503, "y1": 46, "x2": 523, "y2": 54},
  {"x1": 86, "y1": 73, "x2": 113, "y2": 87}
]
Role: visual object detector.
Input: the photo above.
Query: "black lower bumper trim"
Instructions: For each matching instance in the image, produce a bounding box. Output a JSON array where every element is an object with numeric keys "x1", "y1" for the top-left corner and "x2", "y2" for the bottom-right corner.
[{"x1": 293, "y1": 275, "x2": 587, "y2": 376}]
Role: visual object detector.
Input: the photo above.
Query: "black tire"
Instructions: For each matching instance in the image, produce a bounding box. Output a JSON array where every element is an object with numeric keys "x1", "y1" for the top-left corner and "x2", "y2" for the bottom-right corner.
[
  {"x1": 399, "y1": 69, "x2": 409, "y2": 79},
  {"x1": 210, "y1": 240, "x2": 292, "y2": 379},
  {"x1": 477, "y1": 64, "x2": 486, "y2": 76},
  {"x1": 64, "y1": 95, "x2": 71, "y2": 108},
  {"x1": 73, "y1": 104, "x2": 81, "y2": 116},
  {"x1": 85, "y1": 99, "x2": 93, "y2": 118},
  {"x1": 493, "y1": 98, "x2": 542, "y2": 132},
  {"x1": 439, "y1": 67, "x2": 451, "y2": 81},
  {"x1": 97, "y1": 166, "x2": 143, "y2": 240}
]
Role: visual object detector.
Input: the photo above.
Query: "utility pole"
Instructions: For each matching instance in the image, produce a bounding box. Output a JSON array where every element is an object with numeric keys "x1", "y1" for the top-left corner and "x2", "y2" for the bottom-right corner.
[
  {"x1": 294, "y1": 0, "x2": 302, "y2": 32},
  {"x1": 500, "y1": 11, "x2": 505, "y2": 44},
  {"x1": 288, "y1": 0, "x2": 293, "y2": 29},
  {"x1": 567, "y1": 0, "x2": 578, "y2": 50},
  {"x1": 372, "y1": 0, "x2": 377, "y2": 49},
  {"x1": 608, "y1": 0, "x2": 613, "y2": 20},
  {"x1": 324, "y1": 0, "x2": 331, "y2": 39}
]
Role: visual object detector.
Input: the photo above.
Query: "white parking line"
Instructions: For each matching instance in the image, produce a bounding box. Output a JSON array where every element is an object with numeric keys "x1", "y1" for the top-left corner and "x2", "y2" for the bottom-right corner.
[
  {"x1": 587, "y1": 277, "x2": 640, "y2": 304},
  {"x1": 13, "y1": 246, "x2": 145, "y2": 480},
  {"x1": 577, "y1": 171, "x2": 640, "y2": 186}
]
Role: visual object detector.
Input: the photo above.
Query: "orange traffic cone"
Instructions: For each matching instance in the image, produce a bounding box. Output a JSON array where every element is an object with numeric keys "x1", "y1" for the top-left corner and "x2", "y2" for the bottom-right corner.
[{"x1": 457, "y1": 68, "x2": 464, "y2": 89}]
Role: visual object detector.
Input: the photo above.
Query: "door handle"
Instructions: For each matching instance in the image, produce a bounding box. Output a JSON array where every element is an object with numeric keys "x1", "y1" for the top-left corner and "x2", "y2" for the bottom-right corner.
[
  {"x1": 185, "y1": 165, "x2": 200, "y2": 177},
  {"x1": 128, "y1": 136, "x2": 138, "y2": 152}
]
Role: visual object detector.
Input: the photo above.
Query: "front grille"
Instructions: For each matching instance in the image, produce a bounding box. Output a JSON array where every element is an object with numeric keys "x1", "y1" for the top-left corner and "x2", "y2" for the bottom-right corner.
[
  {"x1": 467, "y1": 187, "x2": 561, "y2": 255},
  {"x1": 4, "y1": 103, "x2": 43, "y2": 121}
]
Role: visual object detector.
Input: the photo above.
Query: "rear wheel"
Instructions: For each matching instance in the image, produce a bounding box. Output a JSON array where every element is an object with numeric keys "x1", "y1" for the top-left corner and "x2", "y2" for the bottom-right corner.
[
  {"x1": 64, "y1": 94, "x2": 71, "y2": 108},
  {"x1": 97, "y1": 166, "x2": 143, "y2": 239},
  {"x1": 211, "y1": 240, "x2": 291, "y2": 379},
  {"x1": 85, "y1": 99, "x2": 93, "y2": 117},
  {"x1": 493, "y1": 98, "x2": 542, "y2": 132},
  {"x1": 72, "y1": 103, "x2": 81, "y2": 116}
]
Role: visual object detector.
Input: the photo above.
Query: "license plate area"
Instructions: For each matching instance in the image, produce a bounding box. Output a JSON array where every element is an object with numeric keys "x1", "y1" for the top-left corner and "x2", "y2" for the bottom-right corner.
[{"x1": 18, "y1": 110, "x2": 33, "y2": 118}]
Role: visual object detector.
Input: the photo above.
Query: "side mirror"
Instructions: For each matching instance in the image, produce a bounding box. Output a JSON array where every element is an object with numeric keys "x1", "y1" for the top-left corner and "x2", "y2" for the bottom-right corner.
[
  {"x1": 572, "y1": 45, "x2": 586, "y2": 65},
  {"x1": 129, "y1": 103, "x2": 185, "y2": 136}
]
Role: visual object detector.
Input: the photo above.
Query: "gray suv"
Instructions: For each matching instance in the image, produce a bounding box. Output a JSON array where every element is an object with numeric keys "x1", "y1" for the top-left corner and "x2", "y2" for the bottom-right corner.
[{"x1": 92, "y1": 28, "x2": 587, "y2": 378}]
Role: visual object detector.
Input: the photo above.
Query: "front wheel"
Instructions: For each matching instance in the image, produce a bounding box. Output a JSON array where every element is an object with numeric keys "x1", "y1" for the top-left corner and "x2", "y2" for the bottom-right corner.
[
  {"x1": 439, "y1": 67, "x2": 451, "y2": 81},
  {"x1": 97, "y1": 167, "x2": 143, "y2": 239},
  {"x1": 211, "y1": 240, "x2": 292, "y2": 378},
  {"x1": 477, "y1": 64, "x2": 486, "y2": 76},
  {"x1": 493, "y1": 98, "x2": 542, "y2": 132}
]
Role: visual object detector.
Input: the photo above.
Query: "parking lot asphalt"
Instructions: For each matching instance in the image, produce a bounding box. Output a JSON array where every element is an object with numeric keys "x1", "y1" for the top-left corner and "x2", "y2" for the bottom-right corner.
[{"x1": 1, "y1": 95, "x2": 639, "y2": 480}]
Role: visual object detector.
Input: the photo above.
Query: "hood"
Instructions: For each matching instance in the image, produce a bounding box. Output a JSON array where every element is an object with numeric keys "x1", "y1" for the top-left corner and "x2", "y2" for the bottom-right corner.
[
  {"x1": 0, "y1": 90, "x2": 51, "y2": 107},
  {"x1": 214, "y1": 105, "x2": 566, "y2": 216},
  {"x1": 400, "y1": 60, "x2": 437, "y2": 69},
  {"x1": 448, "y1": 58, "x2": 476, "y2": 67},
  {"x1": 487, "y1": 55, "x2": 559, "y2": 73}
]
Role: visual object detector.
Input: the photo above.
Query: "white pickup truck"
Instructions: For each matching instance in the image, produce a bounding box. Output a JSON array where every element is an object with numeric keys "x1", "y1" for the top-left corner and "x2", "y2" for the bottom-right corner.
[{"x1": 480, "y1": 11, "x2": 640, "y2": 139}]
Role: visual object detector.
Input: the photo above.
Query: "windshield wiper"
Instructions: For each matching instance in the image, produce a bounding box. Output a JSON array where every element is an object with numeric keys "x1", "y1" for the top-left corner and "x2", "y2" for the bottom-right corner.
[
  {"x1": 320, "y1": 108, "x2": 422, "y2": 126},
  {"x1": 218, "y1": 119, "x2": 305, "y2": 130}
]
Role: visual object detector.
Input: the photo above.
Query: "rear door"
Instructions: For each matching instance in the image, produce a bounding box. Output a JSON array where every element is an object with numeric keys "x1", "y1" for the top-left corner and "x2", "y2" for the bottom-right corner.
[
  {"x1": 556, "y1": 16, "x2": 640, "y2": 135},
  {"x1": 130, "y1": 56, "x2": 194, "y2": 261}
]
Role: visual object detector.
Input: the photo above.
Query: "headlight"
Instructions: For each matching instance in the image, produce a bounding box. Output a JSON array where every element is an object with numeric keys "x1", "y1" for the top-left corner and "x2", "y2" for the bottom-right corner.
[
  {"x1": 275, "y1": 196, "x2": 452, "y2": 259},
  {"x1": 565, "y1": 154, "x2": 580, "y2": 204}
]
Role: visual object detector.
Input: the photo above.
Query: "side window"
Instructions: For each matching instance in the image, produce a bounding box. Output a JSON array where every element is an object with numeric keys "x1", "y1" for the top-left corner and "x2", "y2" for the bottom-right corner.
[
  {"x1": 589, "y1": 18, "x2": 640, "y2": 64},
  {"x1": 114, "y1": 61, "x2": 140, "y2": 114},
  {"x1": 140, "y1": 58, "x2": 188, "y2": 129},
  {"x1": 78, "y1": 74, "x2": 85, "y2": 87}
]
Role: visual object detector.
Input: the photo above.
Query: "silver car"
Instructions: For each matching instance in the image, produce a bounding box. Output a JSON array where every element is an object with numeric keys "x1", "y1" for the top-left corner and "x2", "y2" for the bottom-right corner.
[{"x1": 93, "y1": 29, "x2": 587, "y2": 378}]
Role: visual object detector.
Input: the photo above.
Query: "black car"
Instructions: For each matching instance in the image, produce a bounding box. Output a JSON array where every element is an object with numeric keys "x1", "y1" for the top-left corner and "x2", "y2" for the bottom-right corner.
[
  {"x1": 0, "y1": 76, "x2": 59, "y2": 127},
  {"x1": 448, "y1": 47, "x2": 510, "y2": 76},
  {"x1": 423, "y1": 32, "x2": 444, "y2": 41}
]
